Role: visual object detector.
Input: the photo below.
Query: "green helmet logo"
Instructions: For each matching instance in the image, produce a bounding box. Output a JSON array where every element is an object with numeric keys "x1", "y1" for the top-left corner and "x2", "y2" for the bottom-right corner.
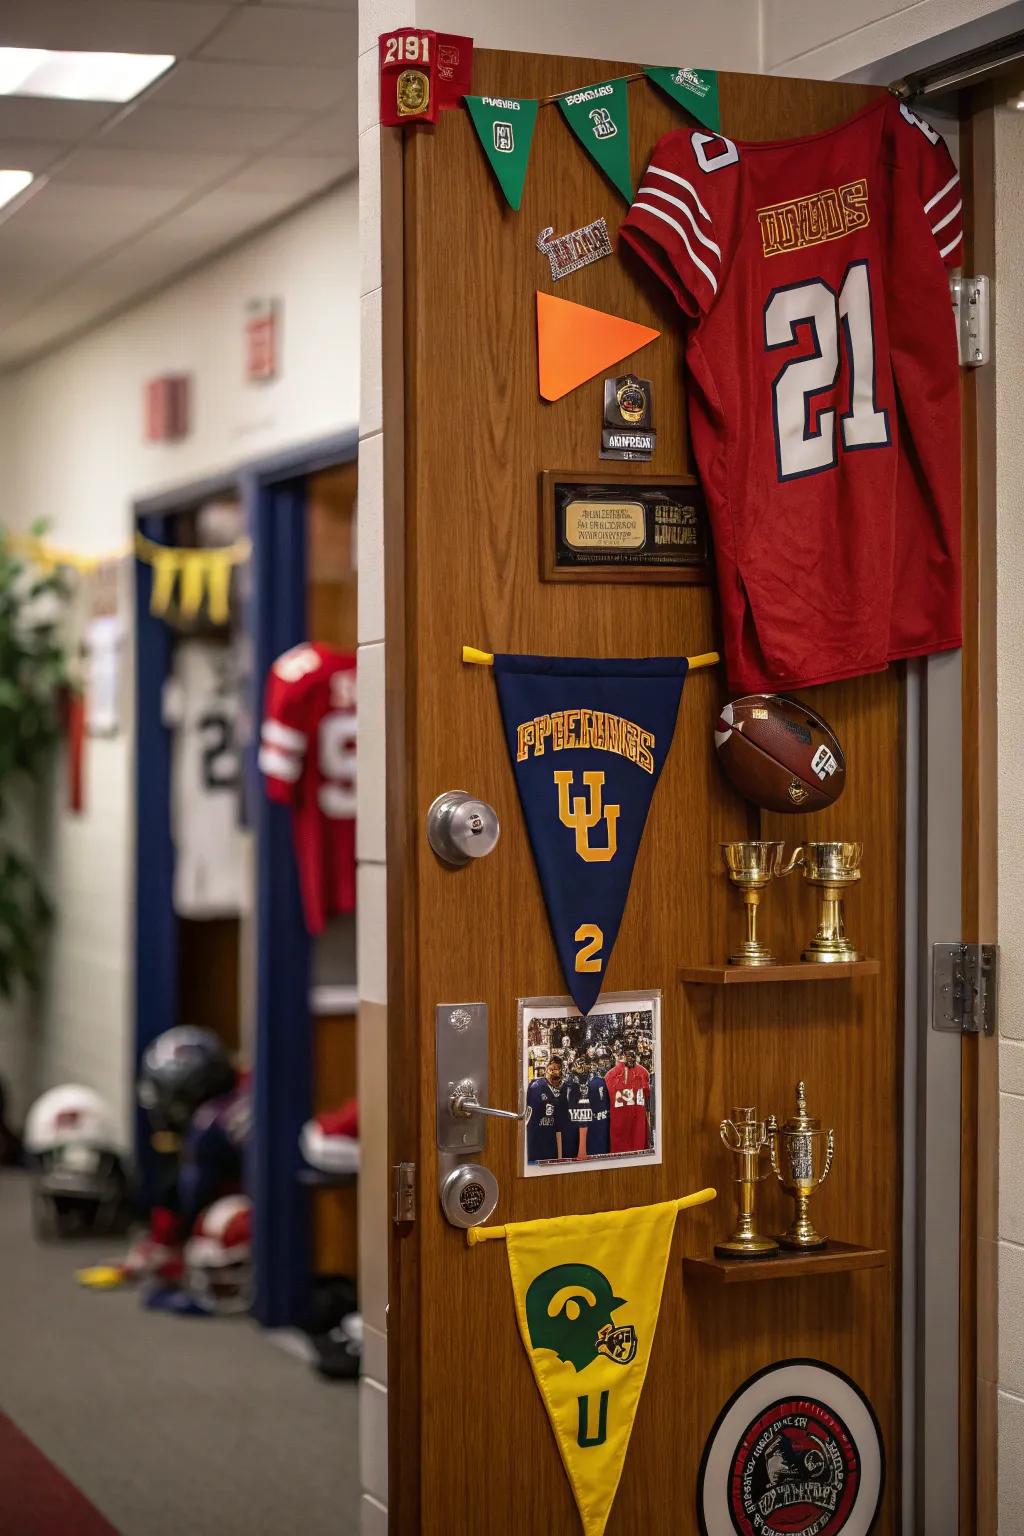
[{"x1": 525, "y1": 1262, "x2": 638, "y2": 1372}]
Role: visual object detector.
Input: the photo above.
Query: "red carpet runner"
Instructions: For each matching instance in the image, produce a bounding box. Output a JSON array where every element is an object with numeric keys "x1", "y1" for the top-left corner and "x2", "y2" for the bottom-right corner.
[{"x1": 0, "y1": 1410, "x2": 119, "y2": 1535}]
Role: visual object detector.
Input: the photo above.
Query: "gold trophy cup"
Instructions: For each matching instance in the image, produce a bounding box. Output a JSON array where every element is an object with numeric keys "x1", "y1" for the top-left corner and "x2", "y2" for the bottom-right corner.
[
  {"x1": 715, "y1": 1106, "x2": 779, "y2": 1259},
  {"x1": 720, "y1": 841, "x2": 786, "y2": 966},
  {"x1": 767, "y1": 1082, "x2": 834, "y2": 1249},
  {"x1": 789, "y1": 840, "x2": 863, "y2": 962}
]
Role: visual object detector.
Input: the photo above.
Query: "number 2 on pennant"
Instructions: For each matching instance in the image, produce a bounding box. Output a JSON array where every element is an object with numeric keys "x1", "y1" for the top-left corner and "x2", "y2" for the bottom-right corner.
[
  {"x1": 384, "y1": 32, "x2": 430, "y2": 64},
  {"x1": 574, "y1": 923, "x2": 604, "y2": 974},
  {"x1": 765, "y1": 258, "x2": 890, "y2": 482}
]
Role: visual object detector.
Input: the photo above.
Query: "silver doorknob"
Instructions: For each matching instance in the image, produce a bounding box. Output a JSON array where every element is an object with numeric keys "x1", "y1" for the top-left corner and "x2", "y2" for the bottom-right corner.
[
  {"x1": 439, "y1": 1163, "x2": 499, "y2": 1228},
  {"x1": 426, "y1": 790, "x2": 500, "y2": 866}
]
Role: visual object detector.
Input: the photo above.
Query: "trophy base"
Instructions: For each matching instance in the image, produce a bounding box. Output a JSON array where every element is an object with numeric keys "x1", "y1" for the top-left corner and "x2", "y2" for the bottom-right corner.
[
  {"x1": 714, "y1": 1235, "x2": 780, "y2": 1259},
  {"x1": 801, "y1": 944, "x2": 859, "y2": 963},
  {"x1": 727, "y1": 945, "x2": 777, "y2": 967},
  {"x1": 777, "y1": 1232, "x2": 828, "y2": 1251}
]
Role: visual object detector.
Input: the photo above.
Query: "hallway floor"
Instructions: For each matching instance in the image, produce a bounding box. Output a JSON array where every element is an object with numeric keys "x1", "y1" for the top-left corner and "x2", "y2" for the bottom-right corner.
[{"x1": 0, "y1": 1171, "x2": 360, "y2": 1536}]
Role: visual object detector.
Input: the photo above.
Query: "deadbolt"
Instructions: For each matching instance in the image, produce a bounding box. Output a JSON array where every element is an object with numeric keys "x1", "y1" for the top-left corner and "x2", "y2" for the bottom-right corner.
[
  {"x1": 427, "y1": 790, "x2": 500, "y2": 866},
  {"x1": 440, "y1": 1163, "x2": 499, "y2": 1228}
]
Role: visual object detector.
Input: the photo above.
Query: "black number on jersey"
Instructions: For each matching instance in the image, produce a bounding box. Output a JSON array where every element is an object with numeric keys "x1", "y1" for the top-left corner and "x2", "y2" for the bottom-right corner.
[
  {"x1": 764, "y1": 259, "x2": 891, "y2": 483},
  {"x1": 199, "y1": 712, "x2": 238, "y2": 791}
]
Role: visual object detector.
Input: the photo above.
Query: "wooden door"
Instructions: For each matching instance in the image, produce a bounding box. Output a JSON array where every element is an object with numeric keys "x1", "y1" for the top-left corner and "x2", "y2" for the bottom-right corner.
[{"x1": 385, "y1": 55, "x2": 905, "y2": 1533}]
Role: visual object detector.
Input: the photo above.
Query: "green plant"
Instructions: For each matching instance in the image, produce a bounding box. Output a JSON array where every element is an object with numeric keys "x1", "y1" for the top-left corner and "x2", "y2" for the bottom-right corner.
[{"x1": 0, "y1": 526, "x2": 71, "y2": 998}]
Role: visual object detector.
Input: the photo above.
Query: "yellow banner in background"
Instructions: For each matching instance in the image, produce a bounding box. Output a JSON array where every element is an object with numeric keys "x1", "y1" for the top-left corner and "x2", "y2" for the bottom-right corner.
[
  {"x1": 471, "y1": 1189, "x2": 714, "y2": 1536},
  {"x1": 134, "y1": 533, "x2": 251, "y2": 625}
]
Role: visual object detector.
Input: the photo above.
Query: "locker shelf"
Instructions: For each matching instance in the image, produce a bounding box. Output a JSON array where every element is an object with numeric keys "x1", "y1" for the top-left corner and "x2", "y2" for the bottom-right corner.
[
  {"x1": 680, "y1": 960, "x2": 880, "y2": 984},
  {"x1": 683, "y1": 1240, "x2": 887, "y2": 1285}
]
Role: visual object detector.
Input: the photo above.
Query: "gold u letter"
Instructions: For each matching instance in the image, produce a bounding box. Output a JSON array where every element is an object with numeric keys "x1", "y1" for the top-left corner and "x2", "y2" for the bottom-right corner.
[{"x1": 554, "y1": 771, "x2": 620, "y2": 862}]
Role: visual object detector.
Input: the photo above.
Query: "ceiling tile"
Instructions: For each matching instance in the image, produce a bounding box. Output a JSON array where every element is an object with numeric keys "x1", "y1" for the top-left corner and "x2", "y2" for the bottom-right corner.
[
  {"x1": 196, "y1": 4, "x2": 355, "y2": 64},
  {"x1": 0, "y1": 140, "x2": 67, "y2": 174},
  {"x1": 0, "y1": 98, "x2": 115, "y2": 143},
  {"x1": 5, "y1": 180, "x2": 187, "y2": 244},
  {"x1": 53, "y1": 146, "x2": 245, "y2": 190},
  {"x1": 220, "y1": 154, "x2": 349, "y2": 195},
  {"x1": 0, "y1": 0, "x2": 232, "y2": 54},
  {"x1": 148, "y1": 59, "x2": 344, "y2": 112},
  {"x1": 100, "y1": 103, "x2": 307, "y2": 153},
  {"x1": 273, "y1": 102, "x2": 355, "y2": 156}
]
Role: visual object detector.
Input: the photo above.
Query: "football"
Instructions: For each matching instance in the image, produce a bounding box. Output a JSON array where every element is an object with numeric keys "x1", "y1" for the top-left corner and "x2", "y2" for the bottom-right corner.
[{"x1": 714, "y1": 695, "x2": 846, "y2": 813}]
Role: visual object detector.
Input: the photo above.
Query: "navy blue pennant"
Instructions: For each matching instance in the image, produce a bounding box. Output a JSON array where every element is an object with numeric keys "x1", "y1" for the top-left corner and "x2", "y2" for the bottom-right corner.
[{"x1": 492, "y1": 655, "x2": 689, "y2": 1015}]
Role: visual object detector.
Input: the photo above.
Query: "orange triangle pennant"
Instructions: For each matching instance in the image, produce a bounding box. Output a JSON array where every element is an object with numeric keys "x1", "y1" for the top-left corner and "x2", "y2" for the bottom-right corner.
[{"x1": 537, "y1": 292, "x2": 660, "y2": 402}]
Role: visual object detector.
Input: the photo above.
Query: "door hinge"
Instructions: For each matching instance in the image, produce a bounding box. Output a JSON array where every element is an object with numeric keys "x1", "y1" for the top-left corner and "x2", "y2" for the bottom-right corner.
[
  {"x1": 950, "y1": 275, "x2": 990, "y2": 367},
  {"x1": 393, "y1": 1161, "x2": 416, "y2": 1223},
  {"x1": 931, "y1": 943, "x2": 998, "y2": 1035}
]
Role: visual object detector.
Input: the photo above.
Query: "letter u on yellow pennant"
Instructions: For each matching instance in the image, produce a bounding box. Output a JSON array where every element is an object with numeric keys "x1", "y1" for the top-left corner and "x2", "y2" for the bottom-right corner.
[{"x1": 471, "y1": 1196, "x2": 703, "y2": 1536}]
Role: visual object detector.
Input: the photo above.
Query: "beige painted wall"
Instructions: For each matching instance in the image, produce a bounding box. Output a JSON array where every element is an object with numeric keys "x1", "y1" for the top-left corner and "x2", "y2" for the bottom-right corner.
[{"x1": 0, "y1": 182, "x2": 360, "y2": 1141}]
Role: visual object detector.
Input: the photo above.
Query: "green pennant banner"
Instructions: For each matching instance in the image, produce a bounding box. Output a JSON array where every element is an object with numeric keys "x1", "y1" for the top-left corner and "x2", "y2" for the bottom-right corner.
[
  {"x1": 645, "y1": 67, "x2": 721, "y2": 132},
  {"x1": 557, "y1": 78, "x2": 633, "y2": 202},
  {"x1": 465, "y1": 95, "x2": 539, "y2": 211}
]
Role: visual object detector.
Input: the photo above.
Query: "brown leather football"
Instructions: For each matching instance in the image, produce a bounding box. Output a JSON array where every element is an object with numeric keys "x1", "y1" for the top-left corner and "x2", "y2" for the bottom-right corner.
[{"x1": 714, "y1": 694, "x2": 846, "y2": 813}]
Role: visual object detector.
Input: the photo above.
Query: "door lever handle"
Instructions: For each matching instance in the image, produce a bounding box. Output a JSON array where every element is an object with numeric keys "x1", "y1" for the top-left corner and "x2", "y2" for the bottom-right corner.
[{"x1": 450, "y1": 1079, "x2": 527, "y2": 1123}]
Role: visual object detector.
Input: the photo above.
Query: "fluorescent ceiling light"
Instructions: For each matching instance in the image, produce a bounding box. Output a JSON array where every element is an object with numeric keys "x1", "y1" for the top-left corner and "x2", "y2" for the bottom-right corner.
[
  {"x1": 0, "y1": 170, "x2": 34, "y2": 211},
  {"x1": 0, "y1": 49, "x2": 174, "y2": 103}
]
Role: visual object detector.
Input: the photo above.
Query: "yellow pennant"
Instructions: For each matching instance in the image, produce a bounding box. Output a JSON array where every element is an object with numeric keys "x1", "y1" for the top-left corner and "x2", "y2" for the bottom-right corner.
[{"x1": 472, "y1": 1190, "x2": 714, "y2": 1536}]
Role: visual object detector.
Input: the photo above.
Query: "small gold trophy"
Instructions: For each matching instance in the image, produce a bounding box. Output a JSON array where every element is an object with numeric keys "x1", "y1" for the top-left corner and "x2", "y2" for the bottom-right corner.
[
  {"x1": 720, "y1": 841, "x2": 785, "y2": 966},
  {"x1": 790, "y1": 840, "x2": 863, "y2": 962},
  {"x1": 715, "y1": 1106, "x2": 779, "y2": 1259},
  {"x1": 767, "y1": 1082, "x2": 834, "y2": 1249}
]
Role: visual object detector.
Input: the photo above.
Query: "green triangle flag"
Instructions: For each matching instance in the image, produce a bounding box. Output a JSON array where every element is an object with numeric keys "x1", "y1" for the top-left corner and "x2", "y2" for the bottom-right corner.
[
  {"x1": 645, "y1": 67, "x2": 720, "y2": 132},
  {"x1": 465, "y1": 95, "x2": 539, "y2": 211},
  {"x1": 557, "y1": 77, "x2": 633, "y2": 202}
]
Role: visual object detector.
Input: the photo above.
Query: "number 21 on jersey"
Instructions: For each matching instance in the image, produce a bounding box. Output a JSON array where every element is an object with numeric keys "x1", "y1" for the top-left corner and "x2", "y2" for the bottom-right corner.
[{"x1": 765, "y1": 258, "x2": 890, "y2": 482}]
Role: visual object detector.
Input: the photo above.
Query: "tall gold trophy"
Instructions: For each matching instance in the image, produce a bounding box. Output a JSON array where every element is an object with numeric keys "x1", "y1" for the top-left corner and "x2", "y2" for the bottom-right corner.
[
  {"x1": 767, "y1": 1082, "x2": 834, "y2": 1249},
  {"x1": 715, "y1": 1106, "x2": 779, "y2": 1259},
  {"x1": 720, "y1": 841, "x2": 786, "y2": 966},
  {"x1": 789, "y1": 840, "x2": 863, "y2": 962}
]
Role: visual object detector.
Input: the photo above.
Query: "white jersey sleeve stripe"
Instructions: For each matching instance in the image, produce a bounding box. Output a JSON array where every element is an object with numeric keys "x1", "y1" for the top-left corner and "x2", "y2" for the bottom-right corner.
[
  {"x1": 939, "y1": 229, "x2": 963, "y2": 260},
  {"x1": 631, "y1": 202, "x2": 719, "y2": 295},
  {"x1": 923, "y1": 172, "x2": 959, "y2": 214},
  {"x1": 931, "y1": 198, "x2": 962, "y2": 236},
  {"x1": 258, "y1": 746, "x2": 302, "y2": 782},
  {"x1": 645, "y1": 164, "x2": 712, "y2": 221},
  {"x1": 261, "y1": 718, "x2": 307, "y2": 753},
  {"x1": 637, "y1": 183, "x2": 722, "y2": 258}
]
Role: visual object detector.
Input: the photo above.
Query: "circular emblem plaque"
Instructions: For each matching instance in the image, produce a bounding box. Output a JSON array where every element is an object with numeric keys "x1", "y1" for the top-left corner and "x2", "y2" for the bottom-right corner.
[{"x1": 697, "y1": 1359, "x2": 884, "y2": 1536}]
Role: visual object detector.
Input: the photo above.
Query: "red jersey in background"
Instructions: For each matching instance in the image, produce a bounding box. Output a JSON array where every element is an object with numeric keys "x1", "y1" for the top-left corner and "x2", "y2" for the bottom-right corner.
[
  {"x1": 258, "y1": 644, "x2": 356, "y2": 934},
  {"x1": 604, "y1": 1061, "x2": 651, "y2": 1154}
]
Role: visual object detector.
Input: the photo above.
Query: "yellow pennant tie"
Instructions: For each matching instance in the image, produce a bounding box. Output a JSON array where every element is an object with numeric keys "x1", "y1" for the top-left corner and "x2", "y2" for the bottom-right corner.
[{"x1": 472, "y1": 1190, "x2": 714, "y2": 1536}]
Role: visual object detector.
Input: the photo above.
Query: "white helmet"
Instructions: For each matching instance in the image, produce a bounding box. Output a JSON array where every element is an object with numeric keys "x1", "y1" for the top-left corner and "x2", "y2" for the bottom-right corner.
[
  {"x1": 24, "y1": 1085, "x2": 128, "y2": 1241},
  {"x1": 24, "y1": 1085, "x2": 116, "y2": 1154},
  {"x1": 185, "y1": 1195, "x2": 253, "y2": 1315}
]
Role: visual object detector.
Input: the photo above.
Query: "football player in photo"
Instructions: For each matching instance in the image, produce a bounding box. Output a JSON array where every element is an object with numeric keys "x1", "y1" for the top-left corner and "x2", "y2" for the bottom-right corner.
[
  {"x1": 526, "y1": 1055, "x2": 563, "y2": 1164},
  {"x1": 584, "y1": 1053, "x2": 611, "y2": 1157},
  {"x1": 605, "y1": 1040, "x2": 652, "y2": 1155},
  {"x1": 565, "y1": 1055, "x2": 594, "y2": 1160}
]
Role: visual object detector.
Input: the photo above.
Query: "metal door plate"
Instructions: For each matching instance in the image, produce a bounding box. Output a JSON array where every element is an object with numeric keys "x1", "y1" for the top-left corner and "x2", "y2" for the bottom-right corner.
[{"x1": 436, "y1": 1002, "x2": 488, "y2": 1152}]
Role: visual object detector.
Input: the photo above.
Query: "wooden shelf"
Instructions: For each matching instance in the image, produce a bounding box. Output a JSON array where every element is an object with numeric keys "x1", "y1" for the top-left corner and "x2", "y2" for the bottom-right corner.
[
  {"x1": 680, "y1": 959, "x2": 880, "y2": 985},
  {"x1": 683, "y1": 1239, "x2": 887, "y2": 1285}
]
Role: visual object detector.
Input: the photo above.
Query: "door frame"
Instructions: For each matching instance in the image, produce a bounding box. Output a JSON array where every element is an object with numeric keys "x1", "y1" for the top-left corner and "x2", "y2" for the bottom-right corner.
[{"x1": 132, "y1": 427, "x2": 357, "y2": 1324}]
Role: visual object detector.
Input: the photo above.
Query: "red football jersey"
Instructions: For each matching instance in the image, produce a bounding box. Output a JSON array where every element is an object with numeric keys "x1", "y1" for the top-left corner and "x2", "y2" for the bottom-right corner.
[
  {"x1": 258, "y1": 644, "x2": 356, "y2": 934},
  {"x1": 621, "y1": 96, "x2": 962, "y2": 692},
  {"x1": 604, "y1": 1061, "x2": 650, "y2": 1154}
]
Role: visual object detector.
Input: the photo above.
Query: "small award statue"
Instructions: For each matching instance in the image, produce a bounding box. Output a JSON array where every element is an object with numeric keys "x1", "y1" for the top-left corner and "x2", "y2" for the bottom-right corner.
[
  {"x1": 715, "y1": 1106, "x2": 778, "y2": 1259},
  {"x1": 719, "y1": 841, "x2": 785, "y2": 966},
  {"x1": 790, "y1": 840, "x2": 863, "y2": 962},
  {"x1": 767, "y1": 1082, "x2": 834, "y2": 1249}
]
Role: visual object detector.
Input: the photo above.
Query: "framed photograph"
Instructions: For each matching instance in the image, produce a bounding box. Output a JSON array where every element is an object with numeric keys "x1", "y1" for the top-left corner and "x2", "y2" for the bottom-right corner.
[{"x1": 519, "y1": 990, "x2": 662, "y2": 1177}]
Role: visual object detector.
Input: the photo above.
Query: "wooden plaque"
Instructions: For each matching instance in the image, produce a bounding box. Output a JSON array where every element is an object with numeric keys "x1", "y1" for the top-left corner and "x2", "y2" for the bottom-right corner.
[{"x1": 541, "y1": 468, "x2": 711, "y2": 583}]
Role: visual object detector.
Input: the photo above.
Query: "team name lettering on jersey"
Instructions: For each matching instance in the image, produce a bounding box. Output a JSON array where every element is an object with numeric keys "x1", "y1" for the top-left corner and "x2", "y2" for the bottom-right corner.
[
  {"x1": 757, "y1": 178, "x2": 869, "y2": 257},
  {"x1": 516, "y1": 710, "x2": 655, "y2": 772}
]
